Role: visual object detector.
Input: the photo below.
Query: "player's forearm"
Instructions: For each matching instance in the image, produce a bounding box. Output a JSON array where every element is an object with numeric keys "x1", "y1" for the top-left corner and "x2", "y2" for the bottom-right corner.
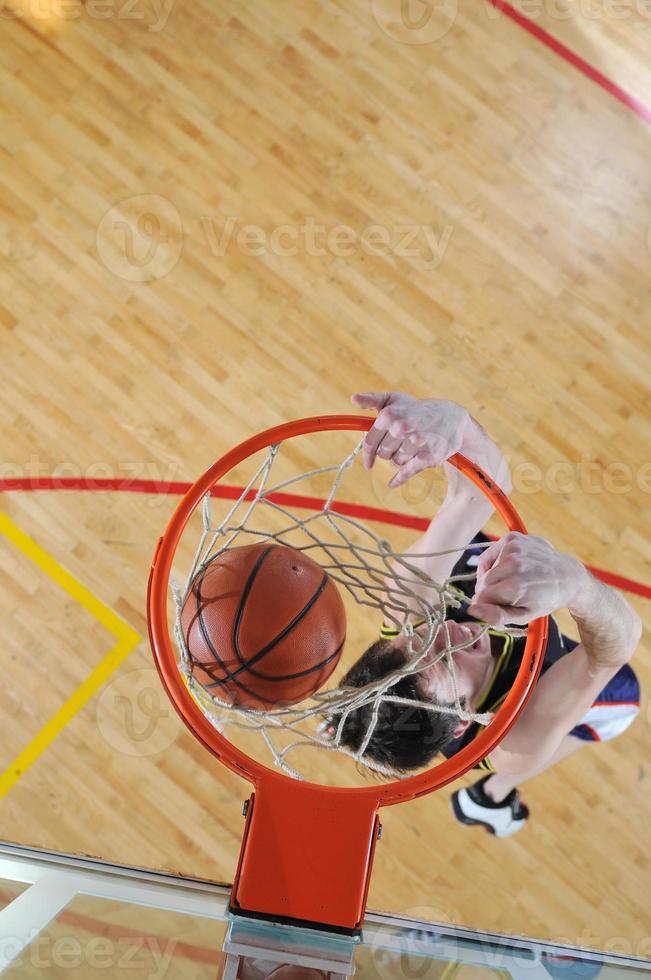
[
  {"x1": 401, "y1": 495, "x2": 492, "y2": 578},
  {"x1": 490, "y1": 581, "x2": 640, "y2": 775},
  {"x1": 382, "y1": 495, "x2": 493, "y2": 613},
  {"x1": 568, "y1": 571, "x2": 641, "y2": 669},
  {"x1": 490, "y1": 646, "x2": 617, "y2": 773},
  {"x1": 398, "y1": 416, "x2": 508, "y2": 584},
  {"x1": 457, "y1": 416, "x2": 512, "y2": 495}
]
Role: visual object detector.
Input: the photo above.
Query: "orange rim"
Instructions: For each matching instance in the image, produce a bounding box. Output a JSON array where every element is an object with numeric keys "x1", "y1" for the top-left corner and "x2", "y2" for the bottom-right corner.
[{"x1": 147, "y1": 414, "x2": 548, "y2": 807}]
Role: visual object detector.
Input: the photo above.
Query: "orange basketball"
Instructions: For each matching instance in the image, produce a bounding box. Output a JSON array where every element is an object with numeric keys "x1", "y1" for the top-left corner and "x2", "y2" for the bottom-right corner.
[{"x1": 181, "y1": 543, "x2": 346, "y2": 709}]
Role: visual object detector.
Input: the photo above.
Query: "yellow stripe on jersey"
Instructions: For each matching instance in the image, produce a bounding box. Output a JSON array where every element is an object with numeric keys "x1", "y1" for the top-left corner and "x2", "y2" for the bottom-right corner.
[
  {"x1": 477, "y1": 757, "x2": 496, "y2": 772},
  {"x1": 474, "y1": 638, "x2": 513, "y2": 770},
  {"x1": 475, "y1": 630, "x2": 514, "y2": 712}
]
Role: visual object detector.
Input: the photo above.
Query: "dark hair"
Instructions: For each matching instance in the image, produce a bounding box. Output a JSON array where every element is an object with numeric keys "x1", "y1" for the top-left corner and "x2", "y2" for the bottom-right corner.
[{"x1": 335, "y1": 639, "x2": 458, "y2": 774}]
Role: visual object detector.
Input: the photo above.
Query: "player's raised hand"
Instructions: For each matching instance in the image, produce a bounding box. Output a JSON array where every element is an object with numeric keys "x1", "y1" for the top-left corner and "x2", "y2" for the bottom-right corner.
[
  {"x1": 351, "y1": 391, "x2": 468, "y2": 487},
  {"x1": 467, "y1": 532, "x2": 588, "y2": 627},
  {"x1": 351, "y1": 391, "x2": 510, "y2": 492}
]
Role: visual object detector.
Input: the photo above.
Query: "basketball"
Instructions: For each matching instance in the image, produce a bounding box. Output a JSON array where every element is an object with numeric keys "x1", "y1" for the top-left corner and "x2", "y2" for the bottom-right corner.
[{"x1": 180, "y1": 542, "x2": 346, "y2": 709}]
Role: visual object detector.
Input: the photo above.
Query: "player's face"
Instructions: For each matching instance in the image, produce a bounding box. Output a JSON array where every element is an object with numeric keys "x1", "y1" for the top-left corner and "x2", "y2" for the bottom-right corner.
[{"x1": 415, "y1": 620, "x2": 493, "y2": 707}]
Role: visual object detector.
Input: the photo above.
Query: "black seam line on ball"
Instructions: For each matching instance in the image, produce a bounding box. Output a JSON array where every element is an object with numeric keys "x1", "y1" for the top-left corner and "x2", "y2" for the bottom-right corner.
[
  {"x1": 229, "y1": 545, "x2": 277, "y2": 673},
  {"x1": 203, "y1": 565, "x2": 334, "y2": 692},
  {"x1": 192, "y1": 563, "x2": 230, "y2": 678},
  {"x1": 194, "y1": 553, "x2": 266, "y2": 700},
  {"x1": 193, "y1": 548, "x2": 338, "y2": 698},
  {"x1": 259, "y1": 634, "x2": 345, "y2": 682},
  {"x1": 188, "y1": 554, "x2": 277, "y2": 706},
  {"x1": 192, "y1": 640, "x2": 278, "y2": 704},
  {"x1": 210, "y1": 633, "x2": 347, "y2": 687},
  {"x1": 195, "y1": 545, "x2": 280, "y2": 700},
  {"x1": 231, "y1": 569, "x2": 331, "y2": 679},
  {"x1": 200, "y1": 668, "x2": 281, "y2": 706},
  {"x1": 199, "y1": 635, "x2": 344, "y2": 696}
]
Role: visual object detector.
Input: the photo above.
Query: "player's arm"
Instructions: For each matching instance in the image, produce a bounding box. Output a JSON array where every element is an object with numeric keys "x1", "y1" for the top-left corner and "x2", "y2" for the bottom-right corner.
[
  {"x1": 351, "y1": 391, "x2": 511, "y2": 592},
  {"x1": 469, "y1": 534, "x2": 642, "y2": 774}
]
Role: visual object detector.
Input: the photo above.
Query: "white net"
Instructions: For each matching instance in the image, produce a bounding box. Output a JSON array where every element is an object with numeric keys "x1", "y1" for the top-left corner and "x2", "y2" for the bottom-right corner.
[{"x1": 171, "y1": 439, "x2": 521, "y2": 781}]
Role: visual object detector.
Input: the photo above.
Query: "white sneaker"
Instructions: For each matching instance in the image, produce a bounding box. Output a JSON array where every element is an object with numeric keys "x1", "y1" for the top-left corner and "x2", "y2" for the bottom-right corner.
[{"x1": 450, "y1": 777, "x2": 529, "y2": 837}]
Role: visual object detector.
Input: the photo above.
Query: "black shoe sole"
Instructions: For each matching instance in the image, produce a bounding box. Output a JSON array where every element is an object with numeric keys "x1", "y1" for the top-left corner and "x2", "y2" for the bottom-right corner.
[
  {"x1": 450, "y1": 790, "x2": 496, "y2": 834},
  {"x1": 450, "y1": 791, "x2": 530, "y2": 834}
]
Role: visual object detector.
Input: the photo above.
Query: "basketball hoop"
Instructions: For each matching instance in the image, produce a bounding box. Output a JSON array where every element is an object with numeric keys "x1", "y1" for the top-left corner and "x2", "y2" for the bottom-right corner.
[{"x1": 148, "y1": 415, "x2": 547, "y2": 932}]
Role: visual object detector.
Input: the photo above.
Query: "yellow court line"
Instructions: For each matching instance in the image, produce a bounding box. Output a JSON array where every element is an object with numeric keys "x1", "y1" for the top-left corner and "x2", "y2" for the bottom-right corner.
[{"x1": 0, "y1": 513, "x2": 141, "y2": 799}]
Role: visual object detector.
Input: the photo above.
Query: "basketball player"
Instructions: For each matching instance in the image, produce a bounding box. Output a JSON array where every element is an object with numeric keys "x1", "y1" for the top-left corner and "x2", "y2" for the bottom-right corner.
[{"x1": 336, "y1": 391, "x2": 642, "y2": 836}]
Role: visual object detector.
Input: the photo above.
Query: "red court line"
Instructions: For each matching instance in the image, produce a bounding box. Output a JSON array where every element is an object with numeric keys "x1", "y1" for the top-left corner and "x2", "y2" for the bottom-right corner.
[
  {"x1": 486, "y1": 0, "x2": 651, "y2": 125},
  {"x1": 2, "y1": 475, "x2": 650, "y2": 601}
]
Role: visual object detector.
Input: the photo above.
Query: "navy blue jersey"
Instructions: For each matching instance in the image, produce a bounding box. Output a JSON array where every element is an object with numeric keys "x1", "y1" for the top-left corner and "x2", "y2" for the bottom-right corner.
[{"x1": 439, "y1": 533, "x2": 639, "y2": 766}]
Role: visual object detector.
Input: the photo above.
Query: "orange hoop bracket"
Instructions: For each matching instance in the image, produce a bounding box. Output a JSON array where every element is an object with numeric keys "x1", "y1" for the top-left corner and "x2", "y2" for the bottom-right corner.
[{"x1": 147, "y1": 415, "x2": 548, "y2": 930}]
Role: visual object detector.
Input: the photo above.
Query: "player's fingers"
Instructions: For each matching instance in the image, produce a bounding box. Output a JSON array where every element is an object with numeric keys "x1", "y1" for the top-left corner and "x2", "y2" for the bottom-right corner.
[
  {"x1": 476, "y1": 533, "x2": 529, "y2": 592},
  {"x1": 474, "y1": 542, "x2": 503, "y2": 589},
  {"x1": 477, "y1": 557, "x2": 524, "y2": 592},
  {"x1": 386, "y1": 416, "x2": 414, "y2": 440},
  {"x1": 471, "y1": 578, "x2": 524, "y2": 608},
  {"x1": 466, "y1": 601, "x2": 527, "y2": 628},
  {"x1": 471, "y1": 570, "x2": 528, "y2": 608},
  {"x1": 391, "y1": 438, "x2": 457, "y2": 483},
  {"x1": 388, "y1": 450, "x2": 432, "y2": 488},
  {"x1": 361, "y1": 416, "x2": 393, "y2": 469},
  {"x1": 375, "y1": 433, "x2": 403, "y2": 460},
  {"x1": 475, "y1": 534, "x2": 515, "y2": 577},
  {"x1": 351, "y1": 391, "x2": 391, "y2": 410},
  {"x1": 390, "y1": 434, "x2": 420, "y2": 465}
]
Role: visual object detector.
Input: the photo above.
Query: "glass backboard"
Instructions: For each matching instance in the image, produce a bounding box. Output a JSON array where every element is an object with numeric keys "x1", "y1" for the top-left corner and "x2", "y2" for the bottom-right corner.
[{"x1": 0, "y1": 841, "x2": 647, "y2": 979}]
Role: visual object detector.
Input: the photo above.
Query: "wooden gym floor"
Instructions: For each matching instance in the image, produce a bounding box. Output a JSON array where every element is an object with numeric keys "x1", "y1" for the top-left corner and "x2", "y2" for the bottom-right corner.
[{"x1": 1, "y1": 0, "x2": 650, "y2": 957}]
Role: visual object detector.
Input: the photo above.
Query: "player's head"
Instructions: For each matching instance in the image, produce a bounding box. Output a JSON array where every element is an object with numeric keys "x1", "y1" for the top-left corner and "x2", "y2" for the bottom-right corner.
[{"x1": 333, "y1": 621, "x2": 491, "y2": 774}]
